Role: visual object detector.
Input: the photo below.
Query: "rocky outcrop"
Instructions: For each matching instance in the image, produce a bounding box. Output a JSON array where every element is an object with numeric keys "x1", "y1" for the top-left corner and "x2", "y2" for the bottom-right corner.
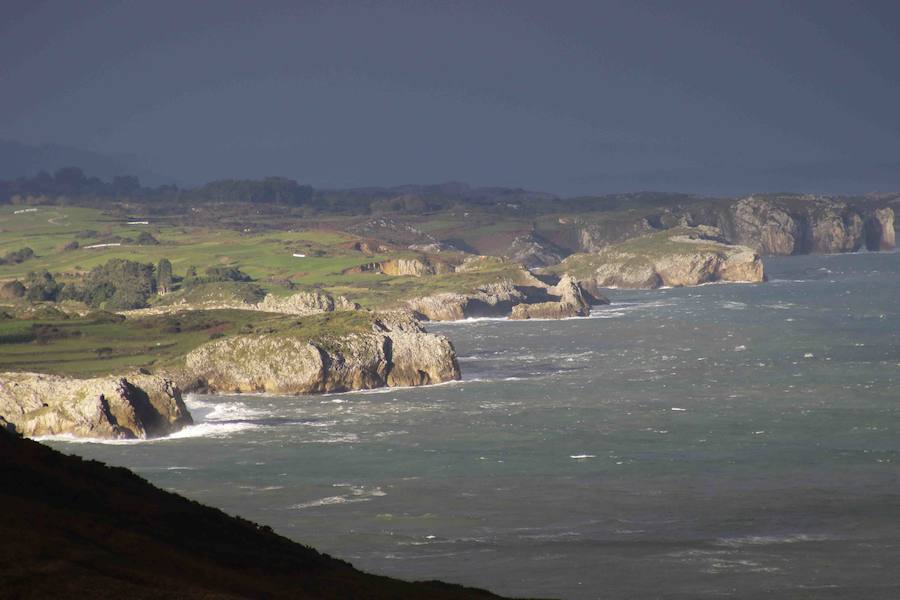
[
  {"x1": 406, "y1": 281, "x2": 527, "y2": 321},
  {"x1": 0, "y1": 372, "x2": 192, "y2": 439},
  {"x1": 183, "y1": 313, "x2": 460, "y2": 394},
  {"x1": 557, "y1": 227, "x2": 765, "y2": 290},
  {"x1": 509, "y1": 274, "x2": 591, "y2": 319},
  {"x1": 407, "y1": 270, "x2": 607, "y2": 321},
  {"x1": 504, "y1": 232, "x2": 565, "y2": 268},
  {"x1": 349, "y1": 256, "x2": 456, "y2": 277},
  {"x1": 579, "y1": 217, "x2": 657, "y2": 253},
  {"x1": 865, "y1": 207, "x2": 895, "y2": 251},
  {"x1": 255, "y1": 290, "x2": 359, "y2": 314}
]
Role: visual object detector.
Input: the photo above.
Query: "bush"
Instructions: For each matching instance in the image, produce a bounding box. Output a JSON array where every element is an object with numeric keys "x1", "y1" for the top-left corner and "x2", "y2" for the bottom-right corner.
[
  {"x1": 202, "y1": 265, "x2": 252, "y2": 283},
  {"x1": 0, "y1": 280, "x2": 26, "y2": 300},
  {"x1": 0, "y1": 247, "x2": 35, "y2": 265},
  {"x1": 135, "y1": 232, "x2": 160, "y2": 246}
]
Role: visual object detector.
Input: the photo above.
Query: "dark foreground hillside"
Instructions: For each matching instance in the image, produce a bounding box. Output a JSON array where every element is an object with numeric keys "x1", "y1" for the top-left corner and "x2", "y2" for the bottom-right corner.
[{"x1": 0, "y1": 429, "x2": 521, "y2": 599}]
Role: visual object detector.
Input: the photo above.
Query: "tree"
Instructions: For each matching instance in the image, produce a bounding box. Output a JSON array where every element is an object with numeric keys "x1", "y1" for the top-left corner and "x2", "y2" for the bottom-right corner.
[
  {"x1": 157, "y1": 259, "x2": 173, "y2": 294},
  {"x1": 25, "y1": 271, "x2": 62, "y2": 302},
  {"x1": 83, "y1": 259, "x2": 156, "y2": 310}
]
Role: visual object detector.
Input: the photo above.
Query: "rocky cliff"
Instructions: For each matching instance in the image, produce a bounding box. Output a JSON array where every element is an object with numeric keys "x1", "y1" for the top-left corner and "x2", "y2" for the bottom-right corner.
[
  {"x1": 553, "y1": 226, "x2": 765, "y2": 289},
  {"x1": 0, "y1": 372, "x2": 192, "y2": 439},
  {"x1": 703, "y1": 196, "x2": 896, "y2": 255},
  {"x1": 183, "y1": 312, "x2": 460, "y2": 394},
  {"x1": 572, "y1": 196, "x2": 896, "y2": 257}
]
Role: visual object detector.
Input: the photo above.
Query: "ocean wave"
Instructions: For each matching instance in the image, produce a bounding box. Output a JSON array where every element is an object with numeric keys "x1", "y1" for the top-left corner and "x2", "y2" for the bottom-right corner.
[
  {"x1": 714, "y1": 533, "x2": 836, "y2": 547},
  {"x1": 33, "y1": 420, "x2": 259, "y2": 445},
  {"x1": 289, "y1": 485, "x2": 386, "y2": 509}
]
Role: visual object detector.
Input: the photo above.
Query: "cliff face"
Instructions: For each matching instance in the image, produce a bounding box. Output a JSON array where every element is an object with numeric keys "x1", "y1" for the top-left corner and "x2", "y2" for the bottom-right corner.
[
  {"x1": 866, "y1": 207, "x2": 896, "y2": 251},
  {"x1": 572, "y1": 197, "x2": 896, "y2": 257},
  {"x1": 0, "y1": 372, "x2": 192, "y2": 439},
  {"x1": 184, "y1": 313, "x2": 460, "y2": 394},
  {"x1": 717, "y1": 197, "x2": 895, "y2": 255}
]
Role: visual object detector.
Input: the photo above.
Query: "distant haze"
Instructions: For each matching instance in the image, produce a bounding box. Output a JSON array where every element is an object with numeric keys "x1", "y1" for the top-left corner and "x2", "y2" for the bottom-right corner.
[{"x1": 2, "y1": 0, "x2": 900, "y2": 196}]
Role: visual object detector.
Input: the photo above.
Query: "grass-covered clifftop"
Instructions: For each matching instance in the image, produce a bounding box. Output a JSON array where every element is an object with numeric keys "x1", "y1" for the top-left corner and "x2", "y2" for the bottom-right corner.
[
  {"x1": 0, "y1": 427, "x2": 519, "y2": 599},
  {"x1": 0, "y1": 309, "x2": 373, "y2": 377}
]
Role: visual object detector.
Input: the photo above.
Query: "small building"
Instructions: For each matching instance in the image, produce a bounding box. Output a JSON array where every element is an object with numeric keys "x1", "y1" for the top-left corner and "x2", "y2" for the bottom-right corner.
[{"x1": 292, "y1": 253, "x2": 307, "y2": 258}]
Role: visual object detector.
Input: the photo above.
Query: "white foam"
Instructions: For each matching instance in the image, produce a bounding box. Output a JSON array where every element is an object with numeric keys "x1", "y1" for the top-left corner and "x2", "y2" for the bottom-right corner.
[
  {"x1": 570, "y1": 454, "x2": 596, "y2": 459},
  {"x1": 715, "y1": 533, "x2": 835, "y2": 547}
]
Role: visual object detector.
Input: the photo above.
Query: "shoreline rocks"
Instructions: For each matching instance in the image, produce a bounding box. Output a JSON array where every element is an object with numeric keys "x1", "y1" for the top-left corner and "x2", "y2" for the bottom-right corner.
[{"x1": 0, "y1": 372, "x2": 192, "y2": 439}]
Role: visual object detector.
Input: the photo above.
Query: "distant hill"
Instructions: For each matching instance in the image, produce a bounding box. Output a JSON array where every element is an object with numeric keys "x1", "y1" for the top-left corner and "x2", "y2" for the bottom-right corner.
[
  {"x1": 0, "y1": 427, "x2": 517, "y2": 599},
  {"x1": 0, "y1": 139, "x2": 131, "y2": 180}
]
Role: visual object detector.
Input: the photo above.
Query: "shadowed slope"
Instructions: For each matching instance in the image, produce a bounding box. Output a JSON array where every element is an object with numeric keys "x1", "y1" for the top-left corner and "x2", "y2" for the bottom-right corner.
[{"x1": 0, "y1": 428, "x2": 527, "y2": 599}]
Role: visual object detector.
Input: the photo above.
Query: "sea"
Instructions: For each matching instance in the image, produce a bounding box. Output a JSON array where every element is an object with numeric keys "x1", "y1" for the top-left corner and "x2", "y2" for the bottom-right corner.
[{"x1": 43, "y1": 252, "x2": 900, "y2": 599}]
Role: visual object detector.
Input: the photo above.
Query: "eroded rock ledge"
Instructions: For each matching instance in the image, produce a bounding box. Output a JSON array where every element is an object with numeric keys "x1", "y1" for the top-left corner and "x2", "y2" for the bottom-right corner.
[{"x1": 0, "y1": 372, "x2": 192, "y2": 439}]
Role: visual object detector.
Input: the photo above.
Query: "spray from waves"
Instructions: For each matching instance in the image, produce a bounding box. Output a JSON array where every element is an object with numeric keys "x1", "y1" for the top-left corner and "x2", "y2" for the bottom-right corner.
[
  {"x1": 289, "y1": 485, "x2": 386, "y2": 510},
  {"x1": 33, "y1": 420, "x2": 261, "y2": 446}
]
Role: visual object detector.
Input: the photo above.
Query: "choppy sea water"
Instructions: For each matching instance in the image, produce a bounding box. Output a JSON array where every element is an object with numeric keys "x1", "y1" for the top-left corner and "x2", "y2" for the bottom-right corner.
[{"x1": 44, "y1": 252, "x2": 900, "y2": 599}]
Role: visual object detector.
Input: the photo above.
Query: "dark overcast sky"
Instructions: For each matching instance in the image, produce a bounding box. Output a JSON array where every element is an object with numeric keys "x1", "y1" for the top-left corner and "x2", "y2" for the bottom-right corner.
[{"x1": 2, "y1": 0, "x2": 900, "y2": 195}]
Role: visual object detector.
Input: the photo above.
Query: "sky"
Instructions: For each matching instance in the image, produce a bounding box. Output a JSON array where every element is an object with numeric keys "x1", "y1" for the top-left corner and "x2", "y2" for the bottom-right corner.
[{"x1": 1, "y1": 0, "x2": 900, "y2": 196}]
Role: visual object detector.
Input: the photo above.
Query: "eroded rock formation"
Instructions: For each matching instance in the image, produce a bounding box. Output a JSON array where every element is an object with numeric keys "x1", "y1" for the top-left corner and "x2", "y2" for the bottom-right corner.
[
  {"x1": 560, "y1": 227, "x2": 765, "y2": 290},
  {"x1": 183, "y1": 312, "x2": 460, "y2": 394},
  {"x1": 0, "y1": 372, "x2": 192, "y2": 439}
]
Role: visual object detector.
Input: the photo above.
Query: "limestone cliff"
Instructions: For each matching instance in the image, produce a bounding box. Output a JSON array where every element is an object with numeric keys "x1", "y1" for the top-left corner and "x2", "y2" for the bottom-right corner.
[
  {"x1": 0, "y1": 372, "x2": 192, "y2": 439},
  {"x1": 716, "y1": 197, "x2": 895, "y2": 255},
  {"x1": 866, "y1": 207, "x2": 896, "y2": 251},
  {"x1": 554, "y1": 227, "x2": 765, "y2": 289},
  {"x1": 183, "y1": 312, "x2": 460, "y2": 394},
  {"x1": 572, "y1": 196, "x2": 896, "y2": 256}
]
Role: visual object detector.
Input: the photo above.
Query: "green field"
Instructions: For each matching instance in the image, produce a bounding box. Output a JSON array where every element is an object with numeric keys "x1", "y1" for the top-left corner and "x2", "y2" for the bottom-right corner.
[{"x1": 0, "y1": 205, "x2": 543, "y2": 311}]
